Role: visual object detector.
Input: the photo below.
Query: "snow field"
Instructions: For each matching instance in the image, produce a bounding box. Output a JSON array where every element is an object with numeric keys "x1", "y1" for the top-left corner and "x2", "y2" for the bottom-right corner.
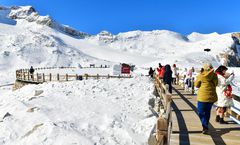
[{"x1": 0, "y1": 76, "x2": 156, "y2": 145}]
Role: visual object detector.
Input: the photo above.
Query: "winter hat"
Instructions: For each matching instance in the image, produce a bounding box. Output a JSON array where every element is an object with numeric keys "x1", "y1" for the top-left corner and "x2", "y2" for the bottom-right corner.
[{"x1": 203, "y1": 63, "x2": 213, "y2": 71}]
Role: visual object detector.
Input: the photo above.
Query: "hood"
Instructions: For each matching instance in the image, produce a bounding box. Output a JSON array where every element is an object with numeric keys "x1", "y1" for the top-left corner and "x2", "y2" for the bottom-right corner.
[{"x1": 201, "y1": 69, "x2": 215, "y2": 80}]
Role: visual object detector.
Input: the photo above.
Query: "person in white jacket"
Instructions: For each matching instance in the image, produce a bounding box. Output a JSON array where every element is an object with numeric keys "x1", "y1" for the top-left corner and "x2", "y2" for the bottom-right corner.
[
  {"x1": 215, "y1": 65, "x2": 234, "y2": 124},
  {"x1": 172, "y1": 64, "x2": 178, "y2": 85}
]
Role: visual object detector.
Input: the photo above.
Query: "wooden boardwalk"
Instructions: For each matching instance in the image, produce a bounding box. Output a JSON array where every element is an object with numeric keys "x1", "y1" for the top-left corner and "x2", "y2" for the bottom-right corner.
[{"x1": 170, "y1": 85, "x2": 240, "y2": 145}]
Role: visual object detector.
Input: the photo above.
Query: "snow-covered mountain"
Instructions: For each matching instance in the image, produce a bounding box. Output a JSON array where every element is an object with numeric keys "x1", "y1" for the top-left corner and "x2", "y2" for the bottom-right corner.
[
  {"x1": 7, "y1": 6, "x2": 89, "y2": 38},
  {"x1": 0, "y1": 5, "x2": 239, "y2": 84},
  {"x1": 87, "y1": 30, "x2": 238, "y2": 67}
]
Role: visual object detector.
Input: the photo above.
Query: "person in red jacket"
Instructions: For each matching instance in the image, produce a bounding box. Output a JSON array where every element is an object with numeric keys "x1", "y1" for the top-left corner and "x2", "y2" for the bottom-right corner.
[{"x1": 157, "y1": 63, "x2": 165, "y2": 79}]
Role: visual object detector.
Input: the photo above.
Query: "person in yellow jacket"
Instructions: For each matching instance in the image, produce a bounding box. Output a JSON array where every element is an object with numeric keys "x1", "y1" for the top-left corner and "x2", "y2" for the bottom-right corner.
[{"x1": 195, "y1": 63, "x2": 218, "y2": 134}]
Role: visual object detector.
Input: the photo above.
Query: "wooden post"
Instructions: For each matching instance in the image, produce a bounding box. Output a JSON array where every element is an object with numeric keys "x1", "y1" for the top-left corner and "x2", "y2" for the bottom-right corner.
[
  {"x1": 23, "y1": 72, "x2": 26, "y2": 80},
  {"x1": 43, "y1": 73, "x2": 45, "y2": 82},
  {"x1": 107, "y1": 74, "x2": 110, "y2": 79},
  {"x1": 97, "y1": 74, "x2": 99, "y2": 79},
  {"x1": 85, "y1": 74, "x2": 88, "y2": 80},
  {"x1": 57, "y1": 73, "x2": 60, "y2": 81},
  {"x1": 49, "y1": 73, "x2": 52, "y2": 81},
  {"x1": 191, "y1": 77, "x2": 195, "y2": 95},
  {"x1": 28, "y1": 72, "x2": 30, "y2": 80},
  {"x1": 118, "y1": 75, "x2": 120, "y2": 78},
  {"x1": 16, "y1": 71, "x2": 18, "y2": 79},
  {"x1": 36, "y1": 73, "x2": 39, "y2": 82},
  {"x1": 19, "y1": 70, "x2": 22, "y2": 80},
  {"x1": 156, "y1": 117, "x2": 168, "y2": 144},
  {"x1": 66, "y1": 74, "x2": 68, "y2": 81},
  {"x1": 76, "y1": 74, "x2": 78, "y2": 80}
]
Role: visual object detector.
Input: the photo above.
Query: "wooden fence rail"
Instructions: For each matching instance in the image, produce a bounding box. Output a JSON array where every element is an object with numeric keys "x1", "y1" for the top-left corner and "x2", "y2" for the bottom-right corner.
[
  {"x1": 227, "y1": 94, "x2": 240, "y2": 124},
  {"x1": 148, "y1": 75, "x2": 172, "y2": 145},
  {"x1": 16, "y1": 71, "x2": 132, "y2": 84},
  {"x1": 16, "y1": 64, "x2": 111, "y2": 72}
]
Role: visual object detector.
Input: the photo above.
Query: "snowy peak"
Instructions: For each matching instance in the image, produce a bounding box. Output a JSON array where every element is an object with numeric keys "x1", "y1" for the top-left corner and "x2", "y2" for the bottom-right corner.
[
  {"x1": 9, "y1": 6, "x2": 36, "y2": 19},
  {"x1": 97, "y1": 31, "x2": 115, "y2": 43},
  {"x1": 115, "y1": 30, "x2": 188, "y2": 41},
  {"x1": 91, "y1": 30, "x2": 189, "y2": 45},
  {"x1": 0, "y1": 6, "x2": 89, "y2": 38},
  {"x1": 187, "y1": 32, "x2": 220, "y2": 42}
]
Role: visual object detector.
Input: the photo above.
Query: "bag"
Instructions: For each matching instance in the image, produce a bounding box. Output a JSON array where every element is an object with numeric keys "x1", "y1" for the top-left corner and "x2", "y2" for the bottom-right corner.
[{"x1": 224, "y1": 84, "x2": 232, "y2": 97}]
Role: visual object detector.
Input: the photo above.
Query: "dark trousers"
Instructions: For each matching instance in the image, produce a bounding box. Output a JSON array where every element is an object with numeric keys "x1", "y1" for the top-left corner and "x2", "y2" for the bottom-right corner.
[
  {"x1": 166, "y1": 83, "x2": 172, "y2": 94},
  {"x1": 172, "y1": 78, "x2": 176, "y2": 85},
  {"x1": 197, "y1": 101, "x2": 213, "y2": 129}
]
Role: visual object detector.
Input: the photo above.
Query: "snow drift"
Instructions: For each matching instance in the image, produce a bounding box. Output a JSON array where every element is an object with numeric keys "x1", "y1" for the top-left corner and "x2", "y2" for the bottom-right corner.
[{"x1": 0, "y1": 77, "x2": 155, "y2": 145}]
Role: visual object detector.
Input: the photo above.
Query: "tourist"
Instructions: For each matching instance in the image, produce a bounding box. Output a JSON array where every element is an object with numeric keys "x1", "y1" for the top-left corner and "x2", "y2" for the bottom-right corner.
[
  {"x1": 163, "y1": 64, "x2": 173, "y2": 93},
  {"x1": 215, "y1": 65, "x2": 234, "y2": 124},
  {"x1": 195, "y1": 63, "x2": 218, "y2": 134},
  {"x1": 148, "y1": 67, "x2": 155, "y2": 78}
]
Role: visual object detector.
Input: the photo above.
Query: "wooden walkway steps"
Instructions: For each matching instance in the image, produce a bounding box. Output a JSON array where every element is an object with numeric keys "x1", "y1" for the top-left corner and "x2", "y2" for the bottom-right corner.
[{"x1": 171, "y1": 85, "x2": 240, "y2": 145}]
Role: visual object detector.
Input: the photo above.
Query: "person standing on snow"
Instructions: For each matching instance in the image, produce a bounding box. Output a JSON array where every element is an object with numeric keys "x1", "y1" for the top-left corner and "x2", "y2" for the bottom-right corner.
[
  {"x1": 148, "y1": 67, "x2": 155, "y2": 78},
  {"x1": 157, "y1": 63, "x2": 165, "y2": 79},
  {"x1": 29, "y1": 66, "x2": 35, "y2": 80},
  {"x1": 163, "y1": 64, "x2": 173, "y2": 93},
  {"x1": 195, "y1": 63, "x2": 218, "y2": 135},
  {"x1": 215, "y1": 65, "x2": 234, "y2": 124}
]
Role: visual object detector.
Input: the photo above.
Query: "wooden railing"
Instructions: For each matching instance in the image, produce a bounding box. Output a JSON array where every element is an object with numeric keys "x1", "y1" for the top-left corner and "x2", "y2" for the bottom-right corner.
[
  {"x1": 17, "y1": 64, "x2": 110, "y2": 72},
  {"x1": 15, "y1": 66, "x2": 131, "y2": 84},
  {"x1": 228, "y1": 94, "x2": 240, "y2": 124},
  {"x1": 148, "y1": 75, "x2": 172, "y2": 145}
]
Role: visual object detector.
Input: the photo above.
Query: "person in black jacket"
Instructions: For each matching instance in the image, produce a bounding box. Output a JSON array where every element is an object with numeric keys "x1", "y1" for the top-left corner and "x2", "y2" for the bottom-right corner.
[
  {"x1": 163, "y1": 64, "x2": 173, "y2": 93},
  {"x1": 148, "y1": 67, "x2": 155, "y2": 78},
  {"x1": 29, "y1": 66, "x2": 35, "y2": 79}
]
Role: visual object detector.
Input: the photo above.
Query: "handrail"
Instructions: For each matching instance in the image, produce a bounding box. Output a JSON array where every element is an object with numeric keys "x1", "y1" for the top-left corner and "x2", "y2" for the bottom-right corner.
[
  {"x1": 15, "y1": 66, "x2": 132, "y2": 84},
  {"x1": 16, "y1": 72, "x2": 132, "y2": 84},
  {"x1": 228, "y1": 94, "x2": 240, "y2": 124},
  {"x1": 16, "y1": 64, "x2": 110, "y2": 72},
  {"x1": 148, "y1": 75, "x2": 172, "y2": 145}
]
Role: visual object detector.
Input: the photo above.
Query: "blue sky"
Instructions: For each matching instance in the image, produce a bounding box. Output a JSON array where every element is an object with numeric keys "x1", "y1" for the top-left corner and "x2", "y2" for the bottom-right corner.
[{"x1": 1, "y1": 0, "x2": 240, "y2": 35}]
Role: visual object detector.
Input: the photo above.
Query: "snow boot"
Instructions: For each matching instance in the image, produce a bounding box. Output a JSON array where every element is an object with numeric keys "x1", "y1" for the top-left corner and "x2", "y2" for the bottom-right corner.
[
  {"x1": 219, "y1": 118, "x2": 228, "y2": 124},
  {"x1": 202, "y1": 128, "x2": 209, "y2": 135}
]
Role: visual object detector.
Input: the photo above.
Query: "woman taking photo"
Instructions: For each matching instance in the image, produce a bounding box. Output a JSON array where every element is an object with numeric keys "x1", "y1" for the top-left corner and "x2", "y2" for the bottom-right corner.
[{"x1": 215, "y1": 65, "x2": 234, "y2": 124}]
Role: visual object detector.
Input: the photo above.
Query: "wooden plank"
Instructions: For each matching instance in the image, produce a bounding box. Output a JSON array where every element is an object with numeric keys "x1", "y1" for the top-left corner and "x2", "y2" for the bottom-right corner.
[{"x1": 171, "y1": 85, "x2": 240, "y2": 145}]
